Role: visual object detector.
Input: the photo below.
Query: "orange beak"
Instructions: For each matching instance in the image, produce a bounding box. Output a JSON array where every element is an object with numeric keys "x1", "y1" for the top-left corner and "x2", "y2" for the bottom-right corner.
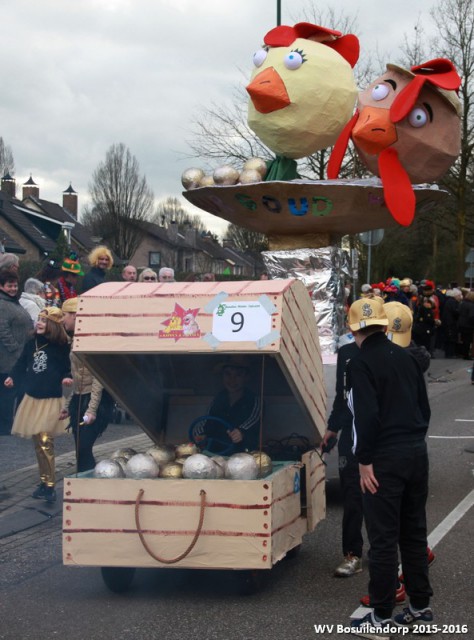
[
  {"x1": 352, "y1": 106, "x2": 398, "y2": 155},
  {"x1": 246, "y1": 67, "x2": 291, "y2": 114}
]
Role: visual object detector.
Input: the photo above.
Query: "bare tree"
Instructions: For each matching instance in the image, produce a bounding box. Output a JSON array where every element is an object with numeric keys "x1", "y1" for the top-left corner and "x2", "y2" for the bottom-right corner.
[
  {"x1": 225, "y1": 224, "x2": 268, "y2": 252},
  {"x1": 151, "y1": 196, "x2": 207, "y2": 233},
  {"x1": 0, "y1": 137, "x2": 15, "y2": 177},
  {"x1": 429, "y1": 0, "x2": 474, "y2": 281},
  {"x1": 83, "y1": 143, "x2": 154, "y2": 260}
]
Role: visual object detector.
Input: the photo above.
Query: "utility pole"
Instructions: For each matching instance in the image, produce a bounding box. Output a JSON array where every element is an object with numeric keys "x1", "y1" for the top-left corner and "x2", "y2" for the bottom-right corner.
[{"x1": 277, "y1": 0, "x2": 281, "y2": 26}]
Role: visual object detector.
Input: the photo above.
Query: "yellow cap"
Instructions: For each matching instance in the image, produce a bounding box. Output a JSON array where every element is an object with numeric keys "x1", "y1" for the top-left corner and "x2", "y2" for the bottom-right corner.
[
  {"x1": 348, "y1": 298, "x2": 388, "y2": 332},
  {"x1": 39, "y1": 307, "x2": 64, "y2": 323},
  {"x1": 384, "y1": 302, "x2": 413, "y2": 347},
  {"x1": 62, "y1": 298, "x2": 78, "y2": 313}
]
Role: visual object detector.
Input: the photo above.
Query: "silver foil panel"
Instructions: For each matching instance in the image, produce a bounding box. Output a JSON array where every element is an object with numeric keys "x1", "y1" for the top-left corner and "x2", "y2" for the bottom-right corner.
[{"x1": 262, "y1": 247, "x2": 350, "y2": 359}]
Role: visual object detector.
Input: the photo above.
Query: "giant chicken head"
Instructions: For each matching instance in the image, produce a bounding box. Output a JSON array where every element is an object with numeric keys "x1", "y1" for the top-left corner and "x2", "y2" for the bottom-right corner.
[
  {"x1": 246, "y1": 22, "x2": 359, "y2": 159},
  {"x1": 328, "y1": 58, "x2": 462, "y2": 226}
]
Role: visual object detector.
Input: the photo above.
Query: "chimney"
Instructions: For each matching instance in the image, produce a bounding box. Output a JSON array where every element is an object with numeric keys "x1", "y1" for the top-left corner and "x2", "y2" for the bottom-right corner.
[
  {"x1": 63, "y1": 184, "x2": 78, "y2": 219},
  {"x1": 1, "y1": 173, "x2": 16, "y2": 198},
  {"x1": 22, "y1": 175, "x2": 39, "y2": 200},
  {"x1": 167, "y1": 219, "x2": 178, "y2": 242}
]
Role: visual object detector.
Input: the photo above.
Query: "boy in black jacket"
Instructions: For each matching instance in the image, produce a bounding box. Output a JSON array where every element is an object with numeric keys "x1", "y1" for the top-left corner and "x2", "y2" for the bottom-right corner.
[{"x1": 347, "y1": 298, "x2": 433, "y2": 638}]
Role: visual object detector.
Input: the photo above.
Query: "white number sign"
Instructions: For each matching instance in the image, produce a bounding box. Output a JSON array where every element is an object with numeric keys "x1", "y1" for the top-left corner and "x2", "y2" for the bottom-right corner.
[{"x1": 212, "y1": 300, "x2": 272, "y2": 342}]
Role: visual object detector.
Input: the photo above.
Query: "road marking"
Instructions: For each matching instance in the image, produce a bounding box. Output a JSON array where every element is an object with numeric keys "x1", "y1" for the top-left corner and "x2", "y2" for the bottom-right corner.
[
  {"x1": 455, "y1": 419, "x2": 474, "y2": 422},
  {"x1": 428, "y1": 488, "x2": 474, "y2": 549},
  {"x1": 350, "y1": 488, "x2": 474, "y2": 618},
  {"x1": 428, "y1": 435, "x2": 474, "y2": 439}
]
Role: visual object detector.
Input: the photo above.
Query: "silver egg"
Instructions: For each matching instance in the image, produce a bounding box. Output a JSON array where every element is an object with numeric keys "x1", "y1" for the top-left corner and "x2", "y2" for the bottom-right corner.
[
  {"x1": 225, "y1": 453, "x2": 259, "y2": 480},
  {"x1": 112, "y1": 447, "x2": 136, "y2": 461},
  {"x1": 243, "y1": 157, "x2": 267, "y2": 178},
  {"x1": 182, "y1": 454, "x2": 217, "y2": 480},
  {"x1": 239, "y1": 168, "x2": 263, "y2": 184},
  {"x1": 125, "y1": 453, "x2": 160, "y2": 479},
  {"x1": 212, "y1": 455, "x2": 226, "y2": 479},
  {"x1": 181, "y1": 168, "x2": 205, "y2": 190},
  {"x1": 213, "y1": 165, "x2": 240, "y2": 186},
  {"x1": 146, "y1": 444, "x2": 175, "y2": 466},
  {"x1": 199, "y1": 174, "x2": 215, "y2": 187},
  {"x1": 94, "y1": 459, "x2": 125, "y2": 479}
]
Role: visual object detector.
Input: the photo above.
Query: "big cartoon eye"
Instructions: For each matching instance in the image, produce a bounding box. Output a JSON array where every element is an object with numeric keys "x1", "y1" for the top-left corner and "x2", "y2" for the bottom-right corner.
[
  {"x1": 284, "y1": 49, "x2": 305, "y2": 70},
  {"x1": 253, "y1": 48, "x2": 268, "y2": 68},
  {"x1": 371, "y1": 83, "x2": 390, "y2": 101},
  {"x1": 408, "y1": 107, "x2": 428, "y2": 128}
]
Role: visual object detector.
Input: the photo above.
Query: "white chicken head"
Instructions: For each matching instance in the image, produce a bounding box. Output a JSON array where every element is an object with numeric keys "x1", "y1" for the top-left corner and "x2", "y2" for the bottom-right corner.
[{"x1": 246, "y1": 22, "x2": 359, "y2": 159}]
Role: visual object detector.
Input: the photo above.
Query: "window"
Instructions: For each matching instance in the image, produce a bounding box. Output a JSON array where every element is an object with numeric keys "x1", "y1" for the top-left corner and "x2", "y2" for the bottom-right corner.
[{"x1": 149, "y1": 251, "x2": 161, "y2": 267}]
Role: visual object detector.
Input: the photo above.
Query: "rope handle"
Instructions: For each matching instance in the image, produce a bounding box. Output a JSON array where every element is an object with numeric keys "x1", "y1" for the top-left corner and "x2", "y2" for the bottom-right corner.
[{"x1": 134, "y1": 488, "x2": 207, "y2": 565}]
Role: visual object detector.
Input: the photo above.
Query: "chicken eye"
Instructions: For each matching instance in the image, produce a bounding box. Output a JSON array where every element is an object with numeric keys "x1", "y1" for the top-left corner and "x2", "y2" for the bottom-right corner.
[
  {"x1": 408, "y1": 107, "x2": 428, "y2": 128},
  {"x1": 253, "y1": 49, "x2": 268, "y2": 68},
  {"x1": 284, "y1": 50, "x2": 304, "y2": 70},
  {"x1": 371, "y1": 84, "x2": 390, "y2": 101}
]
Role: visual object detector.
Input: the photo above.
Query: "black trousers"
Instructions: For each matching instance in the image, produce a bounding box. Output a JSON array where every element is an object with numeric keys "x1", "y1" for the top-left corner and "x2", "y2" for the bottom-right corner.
[
  {"x1": 339, "y1": 450, "x2": 364, "y2": 558},
  {"x1": 69, "y1": 392, "x2": 113, "y2": 473},
  {"x1": 363, "y1": 443, "x2": 432, "y2": 619}
]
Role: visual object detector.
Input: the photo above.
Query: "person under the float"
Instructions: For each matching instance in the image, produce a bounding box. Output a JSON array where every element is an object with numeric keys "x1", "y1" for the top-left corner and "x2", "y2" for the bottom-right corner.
[
  {"x1": 191, "y1": 356, "x2": 261, "y2": 454},
  {"x1": 60, "y1": 298, "x2": 114, "y2": 472}
]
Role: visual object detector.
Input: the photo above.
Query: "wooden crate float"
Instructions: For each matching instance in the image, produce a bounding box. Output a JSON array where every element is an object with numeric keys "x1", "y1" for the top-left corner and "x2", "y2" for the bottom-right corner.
[
  {"x1": 63, "y1": 279, "x2": 326, "y2": 570},
  {"x1": 63, "y1": 454, "x2": 325, "y2": 569}
]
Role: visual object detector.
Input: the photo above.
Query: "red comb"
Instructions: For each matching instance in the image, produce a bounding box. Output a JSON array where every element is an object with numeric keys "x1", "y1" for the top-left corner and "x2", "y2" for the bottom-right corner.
[{"x1": 391, "y1": 58, "x2": 461, "y2": 123}]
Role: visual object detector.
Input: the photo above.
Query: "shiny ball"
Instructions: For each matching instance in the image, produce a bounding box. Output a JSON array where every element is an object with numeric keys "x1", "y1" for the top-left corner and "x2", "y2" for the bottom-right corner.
[
  {"x1": 181, "y1": 168, "x2": 205, "y2": 190},
  {"x1": 213, "y1": 165, "x2": 240, "y2": 185},
  {"x1": 125, "y1": 453, "x2": 160, "y2": 479},
  {"x1": 182, "y1": 454, "x2": 217, "y2": 479},
  {"x1": 251, "y1": 451, "x2": 273, "y2": 477},
  {"x1": 94, "y1": 459, "x2": 125, "y2": 479},
  {"x1": 146, "y1": 445, "x2": 175, "y2": 466},
  {"x1": 175, "y1": 442, "x2": 200, "y2": 458},
  {"x1": 160, "y1": 462, "x2": 183, "y2": 479},
  {"x1": 199, "y1": 174, "x2": 215, "y2": 187},
  {"x1": 243, "y1": 157, "x2": 267, "y2": 178},
  {"x1": 112, "y1": 447, "x2": 136, "y2": 461},
  {"x1": 239, "y1": 169, "x2": 263, "y2": 184},
  {"x1": 225, "y1": 453, "x2": 259, "y2": 480}
]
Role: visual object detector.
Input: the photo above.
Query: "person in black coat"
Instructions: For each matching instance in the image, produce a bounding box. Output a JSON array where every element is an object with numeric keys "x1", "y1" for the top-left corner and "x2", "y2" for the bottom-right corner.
[
  {"x1": 458, "y1": 291, "x2": 474, "y2": 360},
  {"x1": 441, "y1": 289, "x2": 462, "y2": 358},
  {"x1": 346, "y1": 298, "x2": 433, "y2": 634}
]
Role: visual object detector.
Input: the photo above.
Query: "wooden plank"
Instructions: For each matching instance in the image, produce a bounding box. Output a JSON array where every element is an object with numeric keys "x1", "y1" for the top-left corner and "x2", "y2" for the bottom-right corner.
[{"x1": 302, "y1": 450, "x2": 326, "y2": 532}]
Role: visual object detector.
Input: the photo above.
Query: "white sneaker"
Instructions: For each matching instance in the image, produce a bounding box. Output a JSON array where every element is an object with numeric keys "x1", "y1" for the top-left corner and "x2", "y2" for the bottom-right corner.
[{"x1": 334, "y1": 554, "x2": 362, "y2": 577}]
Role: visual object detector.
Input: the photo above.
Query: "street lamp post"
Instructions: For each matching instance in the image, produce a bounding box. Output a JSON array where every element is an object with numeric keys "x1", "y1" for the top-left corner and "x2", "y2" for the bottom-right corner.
[{"x1": 277, "y1": 0, "x2": 281, "y2": 26}]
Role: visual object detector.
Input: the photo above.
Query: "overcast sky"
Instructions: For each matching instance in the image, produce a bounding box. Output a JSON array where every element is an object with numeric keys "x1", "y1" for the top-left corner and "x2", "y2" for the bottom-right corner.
[{"x1": 1, "y1": 0, "x2": 439, "y2": 237}]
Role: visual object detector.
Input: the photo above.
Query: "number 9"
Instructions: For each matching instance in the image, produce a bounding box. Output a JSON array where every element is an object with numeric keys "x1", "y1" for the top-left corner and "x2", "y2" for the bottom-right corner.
[{"x1": 231, "y1": 312, "x2": 244, "y2": 332}]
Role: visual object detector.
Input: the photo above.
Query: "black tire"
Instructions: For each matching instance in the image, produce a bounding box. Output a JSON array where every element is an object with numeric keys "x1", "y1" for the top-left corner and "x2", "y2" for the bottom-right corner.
[
  {"x1": 285, "y1": 544, "x2": 302, "y2": 559},
  {"x1": 236, "y1": 569, "x2": 263, "y2": 596},
  {"x1": 100, "y1": 567, "x2": 135, "y2": 593}
]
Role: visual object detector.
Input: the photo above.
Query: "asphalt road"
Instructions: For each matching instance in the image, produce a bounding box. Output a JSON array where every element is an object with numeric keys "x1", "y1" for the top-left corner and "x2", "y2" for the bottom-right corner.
[{"x1": 0, "y1": 357, "x2": 473, "y2": 640}]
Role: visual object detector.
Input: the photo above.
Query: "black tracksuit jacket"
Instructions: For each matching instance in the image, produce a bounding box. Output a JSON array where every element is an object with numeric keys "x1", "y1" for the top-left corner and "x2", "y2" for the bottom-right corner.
[{"x1": 347, "y1": 331, "x2": 430, "y2": 465}]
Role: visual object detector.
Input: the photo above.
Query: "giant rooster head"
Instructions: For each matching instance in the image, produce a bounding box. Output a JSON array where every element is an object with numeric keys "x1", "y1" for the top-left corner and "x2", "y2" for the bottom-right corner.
[
  {"x1": 246, "y1": 22, "x2": 359, "y2": 160},
  {"x1": 328, "y1": 58, "x2": 462, "y2": 226}
]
